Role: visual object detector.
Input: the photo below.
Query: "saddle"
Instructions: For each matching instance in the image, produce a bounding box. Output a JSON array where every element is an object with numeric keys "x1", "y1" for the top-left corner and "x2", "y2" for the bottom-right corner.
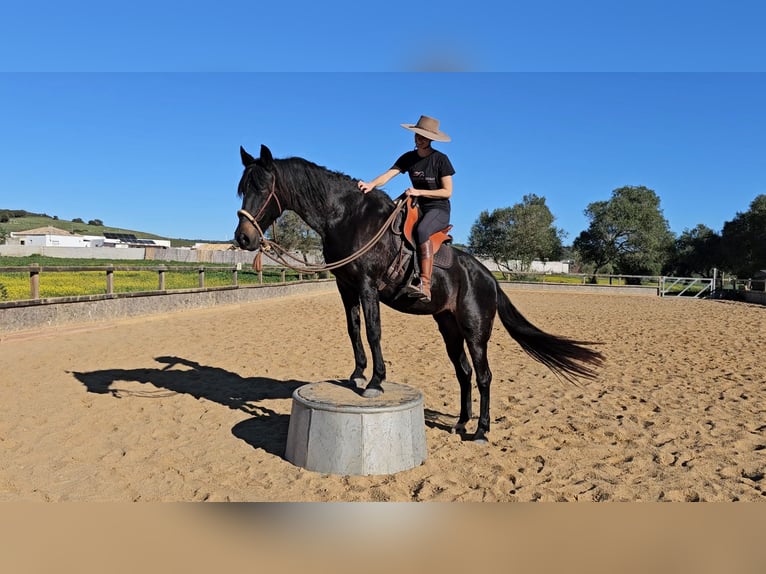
[
  {"x1": 402, "y1": 196, "x2": 453, "y2": 255},
  {"x1": 377, "y1": 196, "x2": 454, "y2": 294}
]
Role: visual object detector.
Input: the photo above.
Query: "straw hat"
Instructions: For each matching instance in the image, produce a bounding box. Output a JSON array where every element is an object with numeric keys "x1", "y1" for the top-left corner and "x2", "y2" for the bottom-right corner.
[{"x1": 401, "y1": 115, "x2": 451, "y2": 142}]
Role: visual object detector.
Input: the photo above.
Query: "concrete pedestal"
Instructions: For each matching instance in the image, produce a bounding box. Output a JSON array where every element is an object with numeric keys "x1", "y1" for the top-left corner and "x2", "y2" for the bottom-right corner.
[{"x1": 284, "y1": 381, "x2": 427, "y2": 476}]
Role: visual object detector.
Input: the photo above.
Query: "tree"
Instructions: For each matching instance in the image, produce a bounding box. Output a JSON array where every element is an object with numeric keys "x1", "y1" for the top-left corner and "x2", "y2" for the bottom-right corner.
[
  {"x1": 664, "y1": 224, "x2": 721, "y2": 277},
  {"x1": 719, "y1": 194, "x2": 766, "y2": 277},
  {"x1": 267, "y1": 211, "x2": 321, "y2": 260},
  {"x1": 573, "y1": 186, "x2": 675, "y2": 277},
  {"x1": 469, "y1": 194, "x2": 565, "y2": 273},
  {"x1": 88, "y1": 219, "x2": 104, "y2": 226}
]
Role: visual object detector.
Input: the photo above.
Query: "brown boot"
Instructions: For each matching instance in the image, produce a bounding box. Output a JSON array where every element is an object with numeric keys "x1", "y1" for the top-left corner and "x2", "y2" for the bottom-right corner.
[{"x1": 409, "y1": 240, "x2": 433, "y2": 302}]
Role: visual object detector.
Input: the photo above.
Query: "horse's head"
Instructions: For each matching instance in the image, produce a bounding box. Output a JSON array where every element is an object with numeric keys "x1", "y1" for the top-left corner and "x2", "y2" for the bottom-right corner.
[{"x1": 235, "y1": 144, "x2": 284, "y2": 251}]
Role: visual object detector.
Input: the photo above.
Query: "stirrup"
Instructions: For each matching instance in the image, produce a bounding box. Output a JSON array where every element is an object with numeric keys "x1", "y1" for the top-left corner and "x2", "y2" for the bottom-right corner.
[{"x1": 408, "y1": 285, "x2": 430, "y2": 302}]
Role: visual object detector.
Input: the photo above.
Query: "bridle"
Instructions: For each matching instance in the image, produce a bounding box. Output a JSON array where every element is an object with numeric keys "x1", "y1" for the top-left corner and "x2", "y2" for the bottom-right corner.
[
  {"x1": 236, "y1": 172, "x2": 407, "y2": 274},
  {"x1": 236, "y1": 173, "x2": 281, "y2": 244}
]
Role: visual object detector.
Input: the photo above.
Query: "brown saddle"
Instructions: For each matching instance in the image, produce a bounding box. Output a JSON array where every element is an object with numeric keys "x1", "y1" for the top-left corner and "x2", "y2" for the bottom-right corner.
[
  {"x1": 402, "y1": 196, "x2": 453, "y2": 254},
  {"x1": 377, "y1": 196, "x2": 454, "y2": 294}
]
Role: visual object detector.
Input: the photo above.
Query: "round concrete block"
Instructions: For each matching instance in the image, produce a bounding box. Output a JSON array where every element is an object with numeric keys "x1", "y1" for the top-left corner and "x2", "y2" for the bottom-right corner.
[{"x1": 284, "y1": 381, "x2": 427, "y2": 476}]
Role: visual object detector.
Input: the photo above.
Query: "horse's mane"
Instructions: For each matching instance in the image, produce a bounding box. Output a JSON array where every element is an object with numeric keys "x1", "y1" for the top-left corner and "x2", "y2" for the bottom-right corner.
[{"x1": 275, "y1": 157, "x2": 395, "y2": 211}]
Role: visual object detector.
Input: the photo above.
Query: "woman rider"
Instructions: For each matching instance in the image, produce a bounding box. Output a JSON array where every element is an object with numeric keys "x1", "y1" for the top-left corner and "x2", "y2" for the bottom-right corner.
[{"x1": 358, "y1": 115, "x2": 454, "y2": 303}]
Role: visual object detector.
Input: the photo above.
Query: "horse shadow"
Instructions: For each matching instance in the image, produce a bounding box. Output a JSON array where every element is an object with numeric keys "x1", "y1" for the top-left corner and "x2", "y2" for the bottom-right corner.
[{"x1": 70, "y1": 355, "x2": 312, "y2": 457}]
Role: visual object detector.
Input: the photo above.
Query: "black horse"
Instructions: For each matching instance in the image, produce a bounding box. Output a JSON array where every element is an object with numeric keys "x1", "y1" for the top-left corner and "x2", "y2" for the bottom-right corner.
[{"x1": 235, "y1": 145, "x2": 603, "y2": 442}]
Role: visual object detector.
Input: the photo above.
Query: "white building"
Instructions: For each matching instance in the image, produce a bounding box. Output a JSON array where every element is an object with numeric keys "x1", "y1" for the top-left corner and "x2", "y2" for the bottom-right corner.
[
  {"x1": 5, "y1": 228, "x2": 170, "y2": 249},
  {"x1": 478, "y1": 258, "x2": 570, "y2": 274},
  {"x1": 8, "y1": 226, "x2": 86, "y2": 247}
]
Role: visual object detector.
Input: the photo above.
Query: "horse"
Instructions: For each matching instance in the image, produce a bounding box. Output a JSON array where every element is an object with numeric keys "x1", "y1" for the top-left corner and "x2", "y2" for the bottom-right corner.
[{"x1": 234, "y1": 145, "x2": 604, "y2": 442}]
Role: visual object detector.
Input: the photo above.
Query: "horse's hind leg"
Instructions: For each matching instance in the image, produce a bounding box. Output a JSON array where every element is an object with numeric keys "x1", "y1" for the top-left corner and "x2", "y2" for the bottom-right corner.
[
  {"x1": 435, "y1": 313, "x2": 473, "y2": 435},
  {"x1": 465, "y1": 338, "x2": 492, "y2": 443},
  {"x1": 337, "y1": 282, "x2": 367, "y2": 388}
]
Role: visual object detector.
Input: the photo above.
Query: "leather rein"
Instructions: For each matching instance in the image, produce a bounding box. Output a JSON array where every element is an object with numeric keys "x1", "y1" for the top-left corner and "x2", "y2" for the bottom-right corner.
[{"x1": 237, "y1": 179, "x2": 406, "y2": 274}]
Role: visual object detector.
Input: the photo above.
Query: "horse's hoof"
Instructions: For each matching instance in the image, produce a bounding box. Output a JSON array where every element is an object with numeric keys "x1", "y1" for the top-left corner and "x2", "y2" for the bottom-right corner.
[
  {"x1": 472, "y1": 432, "x2": 489, "y2": 444},
  {"x1": 349, "y1": 376, "x2": 367, "y2": 389},
  {"x1": 362, "y1": 387, "x2": 383, "y2": 398}
]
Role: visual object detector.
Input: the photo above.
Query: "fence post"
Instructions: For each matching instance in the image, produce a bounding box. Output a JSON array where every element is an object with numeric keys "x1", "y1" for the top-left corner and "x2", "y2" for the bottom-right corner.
[
  {"x1": 232, "y1": 267, "x2": 238, "y2": 287},
  {"x1": 106, "y1": 265, "x2": 114, "y2": 294},
  {"x1": 158, "y1": 266, "x2": 166, "y2": 290},
  {"x1": 198, "y1": 266, "x2": 205, "y2": 288},
  {"x1": 29, "y1": 264, "x2": 40, "y2": 300},
  {"x1": 280, "y1": 269, "x2": 286, "y2": 282}
]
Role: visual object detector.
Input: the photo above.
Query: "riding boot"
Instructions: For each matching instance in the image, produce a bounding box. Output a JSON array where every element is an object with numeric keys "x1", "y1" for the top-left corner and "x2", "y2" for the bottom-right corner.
[{"x1": 409, "y1": 240, "x2": 433, "y2": 302}]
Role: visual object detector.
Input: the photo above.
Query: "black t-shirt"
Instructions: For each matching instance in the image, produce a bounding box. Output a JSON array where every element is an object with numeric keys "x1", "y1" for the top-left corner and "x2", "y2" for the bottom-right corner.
[{"x1": 393, "y1": 149, "x2": 455, "y2": 212}]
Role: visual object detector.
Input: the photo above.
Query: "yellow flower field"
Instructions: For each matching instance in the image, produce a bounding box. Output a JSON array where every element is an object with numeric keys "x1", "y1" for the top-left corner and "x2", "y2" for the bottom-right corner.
[{"x1": 0, "y1": 268, "x2": 274, "y2": 301}]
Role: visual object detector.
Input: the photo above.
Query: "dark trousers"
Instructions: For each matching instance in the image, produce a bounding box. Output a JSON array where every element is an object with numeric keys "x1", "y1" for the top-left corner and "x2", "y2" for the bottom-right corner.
[{"x1": 415, "y1": 208, "x2": 450, "y2": 245}]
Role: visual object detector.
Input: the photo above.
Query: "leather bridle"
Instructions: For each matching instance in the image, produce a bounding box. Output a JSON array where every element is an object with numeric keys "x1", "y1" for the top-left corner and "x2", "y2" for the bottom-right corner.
[{"x1": 236, "y1": 174, "x2": 281, "y2": 243}]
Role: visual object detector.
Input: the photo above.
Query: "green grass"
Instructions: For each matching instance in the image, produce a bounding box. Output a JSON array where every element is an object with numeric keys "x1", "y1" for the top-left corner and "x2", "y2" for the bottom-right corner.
[{"x1": 0, "y1": 255, "x2": 324, "y2": 301}]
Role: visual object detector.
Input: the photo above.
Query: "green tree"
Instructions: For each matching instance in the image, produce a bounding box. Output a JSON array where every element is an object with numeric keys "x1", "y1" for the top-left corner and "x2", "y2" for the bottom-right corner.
[
  {"x1": 573, "y1": 186, "x2": 674, "y2": 277},
  {"x1": 267, "y1": 211, "x2": 321, "y2": 261},
  {"x1": 664, "y1": 224, "x2": 721, "y2": 277},
  {"x1": 469, "y1": 194, "x2": 565, "y2": 273},
  {"x1": 719, "y1": 194, "x2": 766, "y2": 277}
]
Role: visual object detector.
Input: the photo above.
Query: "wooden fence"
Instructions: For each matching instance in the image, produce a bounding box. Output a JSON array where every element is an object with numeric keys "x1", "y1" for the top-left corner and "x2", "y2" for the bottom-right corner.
[{"x1": 0, "y1": 264, "x2": 327, "y2": 303}]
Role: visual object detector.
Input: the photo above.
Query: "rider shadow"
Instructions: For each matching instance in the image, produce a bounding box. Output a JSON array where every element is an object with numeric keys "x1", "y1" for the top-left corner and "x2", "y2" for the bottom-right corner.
[{"x1": 70, "y1": 355, "x2": 308, "y2": 457}]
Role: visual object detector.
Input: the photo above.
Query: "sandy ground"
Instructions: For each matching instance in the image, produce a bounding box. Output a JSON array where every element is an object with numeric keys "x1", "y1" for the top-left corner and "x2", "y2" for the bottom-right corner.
[{"x1": 1, "y1": 289, "x2": 764, "y2": 502}]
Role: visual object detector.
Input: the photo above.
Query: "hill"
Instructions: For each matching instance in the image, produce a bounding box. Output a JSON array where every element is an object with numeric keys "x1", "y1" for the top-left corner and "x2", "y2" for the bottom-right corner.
[{"x1": 0, "y1": 209, "x2": 229, "y2": 248}]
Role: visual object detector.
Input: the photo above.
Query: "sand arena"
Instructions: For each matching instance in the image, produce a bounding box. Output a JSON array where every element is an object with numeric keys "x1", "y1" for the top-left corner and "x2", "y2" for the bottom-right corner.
[{"x1": 1, "y1": 289, "x2": 763, "y2": 501}]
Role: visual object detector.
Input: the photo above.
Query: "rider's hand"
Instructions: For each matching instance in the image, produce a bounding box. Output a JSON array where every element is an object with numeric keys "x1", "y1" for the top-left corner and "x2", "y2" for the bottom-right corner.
[{"x1": 358, "y1": 181, "x2": 373, "y2": 193}]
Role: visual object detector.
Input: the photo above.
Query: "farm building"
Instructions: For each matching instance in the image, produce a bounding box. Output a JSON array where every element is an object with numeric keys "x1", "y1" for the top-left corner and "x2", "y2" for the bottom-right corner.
[
  {"x1": 5, "y1": 228, "x2": 170, "y2": 249},
  {"x1": 7, "y1": 226, "x2": 87, "y2": 247},
  {"x1": 102, "y1": 232, "x2": 170, "y2": 248}
]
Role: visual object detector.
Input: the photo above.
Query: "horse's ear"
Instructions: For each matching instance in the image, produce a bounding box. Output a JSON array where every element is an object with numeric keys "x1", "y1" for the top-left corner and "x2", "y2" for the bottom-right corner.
[
  {"x1": 259, "y1": 145, "x2": 274, "y2": 168},
  {"x1": 240, "y1": 146, "x2": 257, "y2": 167}
]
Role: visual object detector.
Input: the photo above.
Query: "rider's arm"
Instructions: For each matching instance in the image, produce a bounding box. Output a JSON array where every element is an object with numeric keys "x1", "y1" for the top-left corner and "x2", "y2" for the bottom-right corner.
[
  {"x1": 358, "y1": 168, "x2": 401, "y2": 193},
  {"x1": 406, "y1": 175, "x2": 453, "y2": 200}
]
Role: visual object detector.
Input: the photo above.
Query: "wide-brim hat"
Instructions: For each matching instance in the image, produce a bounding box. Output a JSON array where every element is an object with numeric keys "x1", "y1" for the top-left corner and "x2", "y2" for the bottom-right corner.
[{"x1": 401, "y1": 115, "x2": 451, "y2": 142}]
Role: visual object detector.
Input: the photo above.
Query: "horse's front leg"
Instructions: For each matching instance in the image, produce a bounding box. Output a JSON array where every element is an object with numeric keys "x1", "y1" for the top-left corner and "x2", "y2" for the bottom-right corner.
[
  {"x1": 358, "y1": 285, "x2": 387, "y2": 398},
  {"x1": 337, "y1": 282, "x2": 367, "y2": 388}
]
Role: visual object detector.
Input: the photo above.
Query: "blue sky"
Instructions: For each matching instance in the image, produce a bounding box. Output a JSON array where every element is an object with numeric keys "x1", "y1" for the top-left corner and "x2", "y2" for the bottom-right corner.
[{"x1": 1, "y1": 2, "x2": 764, "y2": 245}]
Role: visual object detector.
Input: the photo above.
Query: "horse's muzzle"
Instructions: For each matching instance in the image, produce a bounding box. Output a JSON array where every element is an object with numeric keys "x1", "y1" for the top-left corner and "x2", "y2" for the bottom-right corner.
[{"x1": 235, "y1": 223, "x2": 260, "y2": 251}]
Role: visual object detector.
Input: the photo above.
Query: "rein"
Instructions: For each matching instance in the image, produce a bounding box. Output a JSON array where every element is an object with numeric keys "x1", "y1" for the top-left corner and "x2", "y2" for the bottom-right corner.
[{"x1": 238, "y1": 190, "x2": 407, "y2": 274}]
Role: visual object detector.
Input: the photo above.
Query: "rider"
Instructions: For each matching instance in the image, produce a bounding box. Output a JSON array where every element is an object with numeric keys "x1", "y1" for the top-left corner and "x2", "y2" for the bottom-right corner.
[{"x1": 358, "y1": 115, "x2": 454, "y2": 303}]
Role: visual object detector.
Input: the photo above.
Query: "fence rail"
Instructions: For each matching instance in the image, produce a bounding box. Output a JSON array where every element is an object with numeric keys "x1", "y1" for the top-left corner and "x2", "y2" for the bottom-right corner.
[
  {"x1": 0, "y1": 263, "x2": 326, "y2": 302},
  {"x1": 3, "y1": 262, "x2": 758, "y2": 305}
]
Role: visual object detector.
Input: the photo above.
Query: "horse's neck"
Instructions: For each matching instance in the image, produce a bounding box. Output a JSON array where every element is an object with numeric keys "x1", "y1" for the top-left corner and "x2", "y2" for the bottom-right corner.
[{"x1": 276, "y1": 159, "x2": 372, "y2": 240}]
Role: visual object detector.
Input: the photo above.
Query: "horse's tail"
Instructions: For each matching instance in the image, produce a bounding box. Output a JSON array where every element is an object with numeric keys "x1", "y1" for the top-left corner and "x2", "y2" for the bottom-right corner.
[{"x1": 496, "y1": 283, "x2": 605, "y2": 382}]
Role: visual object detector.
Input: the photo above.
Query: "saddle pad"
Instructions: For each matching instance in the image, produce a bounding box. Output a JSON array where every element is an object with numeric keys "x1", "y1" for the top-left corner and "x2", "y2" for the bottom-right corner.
[{"x1": 434, "y1": 244, "x2": 454, "y2": 269}]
